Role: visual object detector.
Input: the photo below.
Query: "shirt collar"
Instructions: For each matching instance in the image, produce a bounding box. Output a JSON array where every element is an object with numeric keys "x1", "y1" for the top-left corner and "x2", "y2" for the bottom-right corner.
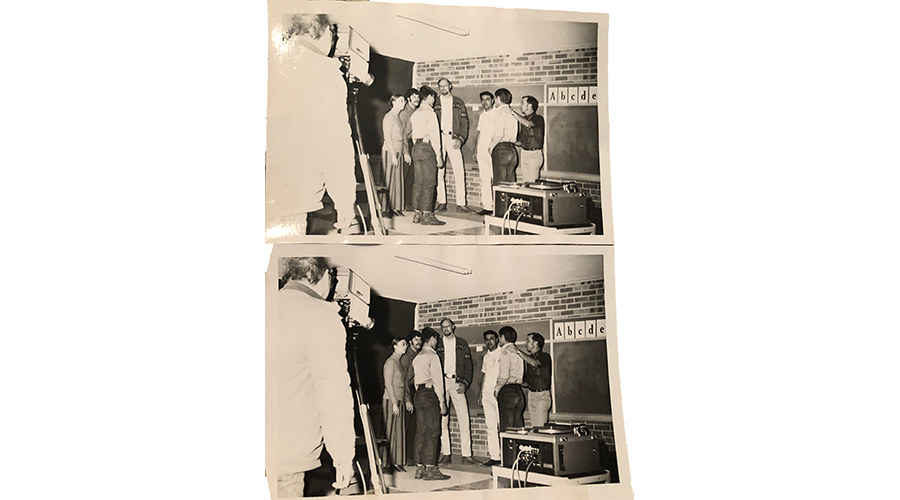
[{"x1": 282, "y1": 280, "x2": 324, "y2": 299}]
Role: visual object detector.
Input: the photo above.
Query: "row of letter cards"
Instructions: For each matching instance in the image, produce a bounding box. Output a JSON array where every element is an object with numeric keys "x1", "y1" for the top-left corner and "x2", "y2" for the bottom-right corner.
[
  {"x1": 547, "y1": 86, "x2": 599, "y2": 105},
  {"x1": 553, "y1": 319, "x2": 606, "y2": 341}
]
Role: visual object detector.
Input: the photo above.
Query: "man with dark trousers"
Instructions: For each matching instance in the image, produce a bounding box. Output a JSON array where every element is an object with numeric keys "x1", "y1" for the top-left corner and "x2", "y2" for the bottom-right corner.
[
  {"x1": 489, "y1": 88, "x2": 520, "y2": 184},
  {"x1": 400, "y1": 330, "x2": 423, "y2": 464},
  {"x1": 409, "y1": 85, "x2": 446, "y2": 226},
  {"x1": 398, "y1": 88, "x2": 420, "y2": 210},
  {"x1": 494, "y1": 325, "x2": 526, "y2": 431},
  {"x1": 512, "y1": 95, "x2": 546, "y2": 183},
  {"x1": 412, "y1": 328, "x2": 451, "y2": 481},
  {"x1": 435, "y1": 318, "x2": 478, "y2": 465}
]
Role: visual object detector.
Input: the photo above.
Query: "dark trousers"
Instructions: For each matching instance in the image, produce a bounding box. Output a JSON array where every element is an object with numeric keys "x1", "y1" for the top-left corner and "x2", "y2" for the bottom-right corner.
[
  {"x1": 412, "y1": 142, "x2": 437, "y2": 212},
  {"x1": 404, "y1": 384, "x2": 417, "y2": 463},
  {"x1": 492, "y1": 142, "x2": 518, "y2": 184},
  {"x1": 498, "y1": 384, "x2": 525, "y2": 432},
  {"x1": 414, "y1": 387, "x2": 441, "y2": 466},
  {"x1": 402, "y1": 141, "x2": 415, "y2": 209}
]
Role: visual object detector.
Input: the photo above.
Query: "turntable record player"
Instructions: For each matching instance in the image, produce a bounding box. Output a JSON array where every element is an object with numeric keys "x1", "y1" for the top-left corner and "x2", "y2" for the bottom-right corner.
[{"x1": 523, "y1": 179, "x2": 563, "y2": 190}]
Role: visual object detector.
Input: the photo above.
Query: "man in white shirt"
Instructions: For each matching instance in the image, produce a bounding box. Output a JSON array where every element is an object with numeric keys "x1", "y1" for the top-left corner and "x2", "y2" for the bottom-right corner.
[
  {"x1": 473, "y1": 91, "x2": 496, "y2": 216},
  {"x1": 494, "y1": 325, "x2": 526, "y2": 431},
  {"x1": 489, "y1": 88, "x2": 521, "y2": 184},
  {"x1": 433, "y1": 78, "x2": 471, "y2": 213},
  {"x1": 477, "y1": 330, "x2": 503, "y2": 466},
  {"x1": 409, "y1": 86, "x2": 446, "y2": 226}
]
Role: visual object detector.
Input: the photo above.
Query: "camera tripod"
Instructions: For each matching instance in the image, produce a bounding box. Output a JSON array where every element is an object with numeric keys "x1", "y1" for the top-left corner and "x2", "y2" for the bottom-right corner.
[
  {"x1": 346, "y1": 323, "x2": 387, "y2": 494},
  {"x1": 347, "y1": 85, "x2": 387, "y2": 236}
]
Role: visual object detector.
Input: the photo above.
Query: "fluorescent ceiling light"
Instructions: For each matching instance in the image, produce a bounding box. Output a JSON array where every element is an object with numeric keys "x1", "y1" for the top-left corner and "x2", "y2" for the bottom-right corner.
[
  {"x1": 397, "y1": 15, "x2": 470, "y2": 37},
  {"x1": 396, "y1": 255, "x2": 472, "y2": 275}
]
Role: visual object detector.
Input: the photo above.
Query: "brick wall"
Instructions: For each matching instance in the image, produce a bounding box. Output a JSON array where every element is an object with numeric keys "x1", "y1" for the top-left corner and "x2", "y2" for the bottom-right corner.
[
  {"x1": 413, "y1": 47, "x2": 598, "y2": 88},
  {"x1": 416, "y1": 278, "x2": 612, "y2": 458},
  {"x1": 412, "y1": 47, "x2": 599, "y2": 210},
  {"x1": 417, "y1": 279, "x2": 605, "y2": 328}
]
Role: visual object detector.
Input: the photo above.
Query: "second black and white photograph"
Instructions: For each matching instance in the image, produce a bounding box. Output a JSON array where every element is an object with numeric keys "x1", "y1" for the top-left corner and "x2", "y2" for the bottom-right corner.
[
  {"x1": 265, "y1": 244, "x2": 629, "y2": 498},
  {"x1": 265, "y1": 0, "x2": 611, "y2": 240}
]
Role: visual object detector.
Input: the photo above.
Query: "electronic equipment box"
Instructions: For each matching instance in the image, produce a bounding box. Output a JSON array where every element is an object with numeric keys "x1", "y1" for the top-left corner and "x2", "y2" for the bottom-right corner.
[
  {"x1": 493, "y1": 181, "x2": 590, "y2": 228},
  {"x1": 500, "y1": 428, "x2": 602, "y2": 477}
]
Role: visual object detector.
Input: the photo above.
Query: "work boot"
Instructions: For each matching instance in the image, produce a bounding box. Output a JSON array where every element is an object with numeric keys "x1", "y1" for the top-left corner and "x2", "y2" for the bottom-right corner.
[
  {"x1": 412, "y1": 211, "x2": 422, "y2": 224},
  {"x1": 414, "y1": 465, "x2": 425, "y2": 479},
  {"x1": 420, "y1": 212, "x2": 446, "y2": 226},
  {"x1": 423, "y1": 465, "x2": 451, "y2": 481},
  {"x1": 461, "y1": 456, "x2": 481, "y2": 466},
  {"x1": 435, "y1": 203, "x2": 447, "y2": 212},
  {"x1": 438, "y1": 454, "x2": 452, "y2": 465}
]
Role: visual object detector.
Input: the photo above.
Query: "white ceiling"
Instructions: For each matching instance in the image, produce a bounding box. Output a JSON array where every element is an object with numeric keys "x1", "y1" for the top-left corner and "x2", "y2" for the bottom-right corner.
[
  {"x1": 273, "y1": 1, "x2": 602, "y2": 63},
  {"x1": 315, "y1": 245, "x2": 605, "y2": 303}
]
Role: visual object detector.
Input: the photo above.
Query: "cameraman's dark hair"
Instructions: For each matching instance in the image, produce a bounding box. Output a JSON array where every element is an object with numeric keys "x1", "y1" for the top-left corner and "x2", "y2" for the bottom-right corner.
[
  {"x1": 286, "y1": 14, "x2": 332, "y2": 41},
  {"x1": 281, "y1": 257, "x2": 330, "y2": 285},
  {"x1": 404, "y1": 88, "x2": 419, "y2": 100},
  {"x1": 499, "y1": 325, "x2": 517, "y2": 343},
  {"x1": 483, "y1": 329, "x2": 498, "y2": 341},
  {"x1": 523, "y1": 95, "x2": 539, "y2": 113},
  {"x1": 528, "y1": 332, "x2": 545, "y2": 350},
  {"x1": 390, "y1": 337, "x2": 407, "y2": 350},
  {"x1": 390, "y1": 94, "x2": 405, "y2": 106},
  {"x1": 495, "y1": 88, "x2": 512, "y2": 105},
  {"x1": 406, "y1": 330, "x2": 422, "y2": 343},
  {"x1": 479, "y1": 91, "x2": 494, "y2": 101},
  {"x1": 421, "y1": 327, "x2": 440, "y2": 344},
  {"x1": 418, "y1": 85, "x2": 437, "y2": 102}
]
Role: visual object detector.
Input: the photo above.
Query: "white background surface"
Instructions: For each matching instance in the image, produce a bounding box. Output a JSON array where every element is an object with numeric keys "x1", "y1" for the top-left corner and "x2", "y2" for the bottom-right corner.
[{"x1": 266, "y1": 0, "x2": 634, "y2": 492}]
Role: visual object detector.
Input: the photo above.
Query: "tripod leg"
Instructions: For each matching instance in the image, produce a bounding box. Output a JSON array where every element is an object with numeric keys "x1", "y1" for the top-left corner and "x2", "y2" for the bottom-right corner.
[{"x1": 348, "y1": 88, "x2": 386, "y2": 235}]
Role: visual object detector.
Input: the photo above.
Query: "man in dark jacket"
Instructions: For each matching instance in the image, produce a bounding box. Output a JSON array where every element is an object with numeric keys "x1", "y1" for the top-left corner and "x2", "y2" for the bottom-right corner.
[
  {"x1": 435, "y1": 318, "x2": 479, "y2": 465},
  {"x1": 433, "y1": 78, "x2": 471, "y2": 212}
]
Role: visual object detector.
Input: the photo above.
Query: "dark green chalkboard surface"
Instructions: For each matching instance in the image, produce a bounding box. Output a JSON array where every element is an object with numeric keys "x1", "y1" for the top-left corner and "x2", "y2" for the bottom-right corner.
[
  {"x1": 552, "y1": 339, "x2": 611, "y2": 415},
  {"x1": 545, "y1": 105, "x2": 601, "y2": 178}
]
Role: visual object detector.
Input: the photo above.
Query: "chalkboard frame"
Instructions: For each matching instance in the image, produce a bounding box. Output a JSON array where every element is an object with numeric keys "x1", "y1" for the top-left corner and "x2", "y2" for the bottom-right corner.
[
  {"x1": 548, "y1": 316, "x2": 613, "y2": 423},
  {"x1": 542, "y1": 102, "x2": 603, "y2": 182}
]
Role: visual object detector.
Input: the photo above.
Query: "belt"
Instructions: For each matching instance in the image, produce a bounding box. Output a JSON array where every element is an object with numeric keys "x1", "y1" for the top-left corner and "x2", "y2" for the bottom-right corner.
[
  {"x1": 529, "y1": 388, "x2": 549, "y2": 392},
  {"x1": 523, "y1": 147, "x2": 542, "y2": 151},
  {"x1": 416, "y1": 383, "x2": 434, "y2": 389},
  {"x1": 414, "y1": 138, "x2": 431, "y2": 144},
  {"x1": 442, "y1": 131, "x2": 453, "y2": 135},
  {"x1": 445, "y1": 374, "x2": 456, "y2": 380}
]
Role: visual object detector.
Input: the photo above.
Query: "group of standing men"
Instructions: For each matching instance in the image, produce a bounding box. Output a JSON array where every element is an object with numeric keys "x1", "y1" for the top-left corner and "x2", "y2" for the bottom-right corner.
[
  {"x1": 400, "y1": 320, "x2": 554, "y2": 475},
  {"x1": 387, "y1": 79, "x2": 547, "y2": 225}
]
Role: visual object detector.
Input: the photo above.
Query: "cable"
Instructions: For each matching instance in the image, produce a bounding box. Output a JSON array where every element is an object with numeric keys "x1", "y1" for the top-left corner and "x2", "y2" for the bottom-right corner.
[
  {"x1": 355, "y1": 204, "x2": 368, "y2": 235},
  {"x1": 524, "y1": 461, "x2": 533, "y2": 488},
  {"x1": 514, "y1": 211, "x2": 524, "y2": 235},
  {"x1": 354, "y1": 460, "x2": 367, "y2": 495}
]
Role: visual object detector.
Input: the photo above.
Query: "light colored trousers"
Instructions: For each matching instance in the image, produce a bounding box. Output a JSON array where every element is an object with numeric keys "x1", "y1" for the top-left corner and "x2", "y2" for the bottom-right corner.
[
  {"x1": 273, "y1": 471, "x2": 305, "y2": 498},
  {"x1": 527, "y1": 390, "x2": 552, "y2": 428},
  {"x1": 482, "y1": 389, "x2": 502, "y2": 460},
  {"x1": 520, "y1": 149, "x2": 544, "y2": 183},
  {"x1": 441, "y1": 379, "x2": 472, "y2": 457},
  {"x1": 436, "y1": 137, "x2": 467, "y2": 206},
  {"x1": 476, "y1": 146, "x2": 494, "y2": 211}
]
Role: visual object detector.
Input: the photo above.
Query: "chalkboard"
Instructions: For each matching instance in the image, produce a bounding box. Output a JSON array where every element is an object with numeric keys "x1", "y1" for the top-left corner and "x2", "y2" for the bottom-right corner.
[
  {"x1": 544, "y1": 105, "x2": 601, "y2": 179},
  {"x1": 551, "y1": 339, "x2": 611, "y2": 415}
]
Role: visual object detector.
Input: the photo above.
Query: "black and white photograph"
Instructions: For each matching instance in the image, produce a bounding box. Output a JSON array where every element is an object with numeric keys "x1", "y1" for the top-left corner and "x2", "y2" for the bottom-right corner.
[
  {"x1": 265, "y1": 0, "x2": 611, "y2": 240},
  {"x1": 266, "y1": 244, "x2": 630, "y2": 498}
]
